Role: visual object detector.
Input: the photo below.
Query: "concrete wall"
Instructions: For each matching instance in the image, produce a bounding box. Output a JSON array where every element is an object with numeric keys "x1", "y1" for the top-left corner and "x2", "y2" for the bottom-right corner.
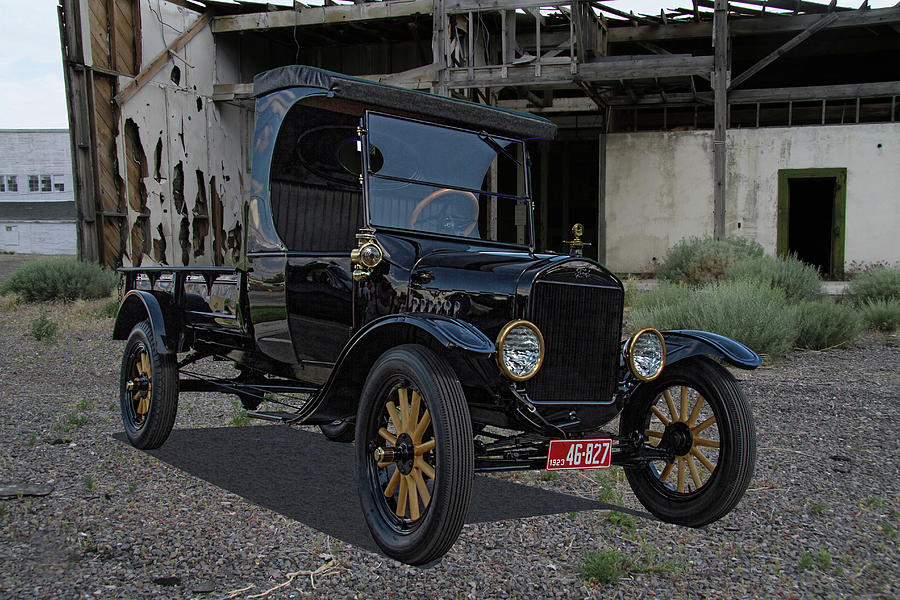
[
  {"x1": 0, "y1": 221, "x2": 77, "y2": 254},
  {"x1": 0, "y1": 130, "x2": 74, "y2": 202},
  {"x1": 604, "y1": 123, "x2": 900, "y2": 273}
]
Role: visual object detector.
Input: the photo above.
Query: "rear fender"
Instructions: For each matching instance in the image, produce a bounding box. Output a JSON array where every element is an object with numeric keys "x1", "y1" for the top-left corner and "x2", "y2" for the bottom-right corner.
[
  {"x1": 662, "y1": 330, "x2": 762, "y2": 369},
  {"x1": 309, "y1": 314, "x2": 496, "y2": 422},
  {"x1": 112, "y1": 290, "x2": 178, "y2": 354}
]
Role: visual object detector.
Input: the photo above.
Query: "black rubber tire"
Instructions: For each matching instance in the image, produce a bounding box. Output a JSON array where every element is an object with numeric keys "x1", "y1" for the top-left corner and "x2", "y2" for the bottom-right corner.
[
  {"x1": 119, "y1": 321, "x2": 178, "y2": 449},
  {"x1": 619, "y1": 356, "x2": 756, "y2": 527},
  {"x1": 319, "y1": 419, "x2": 355, "y2": 443},
  {"x1": 356, "y1": 344, "x2": 473, "y2": 565}
]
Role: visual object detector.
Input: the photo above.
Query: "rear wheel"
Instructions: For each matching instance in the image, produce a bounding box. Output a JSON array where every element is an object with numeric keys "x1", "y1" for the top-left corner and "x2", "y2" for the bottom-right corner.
[
  {"x1": 319, "y1": 419, "x2": 355, "y2": 443},
  {"x1": 119, "y1": 321, "x2": 178, "y2": 449},
  {"x1": 356, "y1": 344, "x2": 473, "y2": 565},
  {"x1": 619, "y1": 356, "x2": 756, "y2": 527}
]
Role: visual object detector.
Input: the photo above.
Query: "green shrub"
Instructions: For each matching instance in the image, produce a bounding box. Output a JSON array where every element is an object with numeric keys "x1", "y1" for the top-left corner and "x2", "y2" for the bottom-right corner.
[
  {"x1": 656, "y1": 236, "x2": 764, "y2": 285},
  {"x1": 30, "y1": 311, "x2": 59, "y2": 343},
  {"x1": 0, "y1": 293, "x2": 21, "y2": 312},
  {"x1": 795, "y1": 301, "x2": 862, "y2": 349},
  {"x1": 0, "y1": 258, "x2": 117, "y2": 301},
  {"x1": 858, "y1": 299, "x2": 900, "y2": 332},
  {"x1": 580, "y1": 550, "x2": 630, "y2": 584},
  {"x1": 631, "y1": 279, "x2": 798, "y2": 358},
  {"x1": 630, "y1": 282, "x2": 691, "y2": 313},
  {"x1": 724, "y1": 254, "x2": 823, "y2": 304},
  {"x1": 847, "y1": 266, "x2": 900, "y2": 306},
  {"x1": 100, "y1": 298, "x2": 120, "y2": 318}
]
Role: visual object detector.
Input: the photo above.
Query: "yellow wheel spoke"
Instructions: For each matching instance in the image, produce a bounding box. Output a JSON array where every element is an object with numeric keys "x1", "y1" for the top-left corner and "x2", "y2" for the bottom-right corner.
[
  {"x1": 691, "y1": 447, "x2": 716, "y2": 472},
  {"x1": 407, "y1": 475, "x2": 420, "y2": 520},
  {"x1": 663, "y1": 389, "x2": 678, "y2": 423},
  {"x1": 693, "y1": 415, "x2": 717, "y2": 435},
  {"x1": 680, "y1": 386, "x2": 688, "y2": 422},
  {"x1": 413, "y1": 409, "x2": 431, "y2": 444},
  {"x1": 415, "y1": 439, "x2": 436, "y2": 455},
  {"x1": 658, "y1": 460, "x2": 674, "y2": 483},
  {"x1": 137, "y1": 394, "x2": 149, "y2": 415},
  {"x1": 409, "y1": 391, "x2": 421, "y2": 433},
  {"x1": 378, "y1": 427, "x2": 397, "y2": 445},
  {"x1": 676, "y1": 457, "x2": 685, "y2": 493},
  {"x1": 386, "y1": 401, "x2": 402, "y2": 433},
  {"x1": 141, "y1": 353, "x2": 151, "y2": 380},
  {"x1": 688, "y1": 455, "x2": 703, "y2": 489},
  {"x1": 396, "y1": 476, "x2": 409, "y2": 518},
  {"x1": 650, "y1": 406, "x2": 670, "y2": 426},
  {"x1": 398, "y1": 388, "x2": 409, "y2": 426},
  {"x1": 413, "y1": 470, "x2": 431, "y2": 506},
  {"x1": 644, "y1": 429, "x2": 663, "y2": 439},
  {"x1": 693, "y1": 437, "x2": 720, "y2": 449},
  {"x1": 384, "y1": 469, "x2": 400, "y2": 497},
  {"x1": 415, "y1": 457, "x2": 435, "y2": 480},
  {"x1": 687, "y1": 395, "x2": 706, "y2": 426}
]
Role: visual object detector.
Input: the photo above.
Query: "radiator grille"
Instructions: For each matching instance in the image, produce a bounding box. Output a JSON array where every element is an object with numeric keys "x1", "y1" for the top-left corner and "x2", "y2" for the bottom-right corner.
[{"x1": 527, "y1": 281, "x2": 624, "y2": 403}]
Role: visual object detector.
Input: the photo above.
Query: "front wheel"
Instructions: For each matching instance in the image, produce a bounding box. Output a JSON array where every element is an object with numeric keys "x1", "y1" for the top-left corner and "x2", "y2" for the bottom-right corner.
[
  {"x1": 356, "y1": 344, "x2": 473, "y2": 565},
  {"x1": 619, "y1": 356, "x2": 756, "y2": 527},
  {"x1": 119, "y1": 320, "x2": 178, "y2": 449}
]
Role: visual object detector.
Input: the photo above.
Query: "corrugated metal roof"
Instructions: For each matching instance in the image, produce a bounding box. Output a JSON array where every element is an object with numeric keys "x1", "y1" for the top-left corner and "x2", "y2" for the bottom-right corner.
[{"x1": 0, "y1": 202, "x2": 76, "y2": 221}]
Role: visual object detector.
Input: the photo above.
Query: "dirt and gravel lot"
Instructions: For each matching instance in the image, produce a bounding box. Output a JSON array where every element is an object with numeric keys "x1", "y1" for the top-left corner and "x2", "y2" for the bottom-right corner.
[{"x1": 1, "y1": 292, "x2": 898, "y2": 599}]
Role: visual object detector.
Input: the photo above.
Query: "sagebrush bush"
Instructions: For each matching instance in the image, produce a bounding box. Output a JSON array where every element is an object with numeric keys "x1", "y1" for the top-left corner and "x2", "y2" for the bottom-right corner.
[
  {"x1": 795, "y1": 300, "x2": 862, "y2": 349},
  {"x1": 656, "y1": 236, "x2": 765, "y2": 285},
  {"x1": 629, "y1": 282, "x2": 691, "y2": 313},
  {"x1": 630, "y1": 279, "x2": 798, "y2": 358},
  {"x1": 858, "y1": 299, "x2": 900, "y2": 332},
  {"x1": 723, "y1": 254, "x2": 823, "y2": 304},
  {"x1": 847, "y1": 266, "x2": 900, "y2": 306},
  {"x1": 0, "y1": 258, "x2": 117, "y2": 301},
  {"x1": 30, "y1": 311, "x2": 59, "y2": 343}
]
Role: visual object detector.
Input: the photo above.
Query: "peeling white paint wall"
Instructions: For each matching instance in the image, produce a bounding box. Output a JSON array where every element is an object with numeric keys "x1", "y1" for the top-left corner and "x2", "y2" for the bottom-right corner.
[
  {"x1": 605, "y1": 123, "x2": 900, "y2": 273},
  {"x1": 116, "y1": 0, "x2": 252, "y2": 267}
]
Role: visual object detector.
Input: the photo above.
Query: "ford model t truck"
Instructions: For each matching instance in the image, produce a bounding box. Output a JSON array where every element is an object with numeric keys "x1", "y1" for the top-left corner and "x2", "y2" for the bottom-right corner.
[{"x1": 113, "y1": 66, "x2": 760, "y2": 565}]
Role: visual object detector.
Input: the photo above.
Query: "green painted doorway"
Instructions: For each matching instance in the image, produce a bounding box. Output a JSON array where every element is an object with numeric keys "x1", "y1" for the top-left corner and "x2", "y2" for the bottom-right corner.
[{"x1": 777, "y1": 168, "x2": 847, "y2": 278}]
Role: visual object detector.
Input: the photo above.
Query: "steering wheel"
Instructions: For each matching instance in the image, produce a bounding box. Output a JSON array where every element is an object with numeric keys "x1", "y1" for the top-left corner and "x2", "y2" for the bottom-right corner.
[{"x1": 409, "y1": 188, "x2": 479, "y2": 237}]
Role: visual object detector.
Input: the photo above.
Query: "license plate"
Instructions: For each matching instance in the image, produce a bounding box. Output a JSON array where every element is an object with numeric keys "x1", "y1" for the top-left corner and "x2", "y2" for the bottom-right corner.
[{"x1": 546, "y1": 438, "x2": 612, "y2": 471}]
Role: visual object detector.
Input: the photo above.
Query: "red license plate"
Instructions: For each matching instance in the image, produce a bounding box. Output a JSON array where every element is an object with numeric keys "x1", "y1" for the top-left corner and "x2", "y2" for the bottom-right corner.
[{"x1": 546, "y1": 438, "x2": 612, "y2": 471}]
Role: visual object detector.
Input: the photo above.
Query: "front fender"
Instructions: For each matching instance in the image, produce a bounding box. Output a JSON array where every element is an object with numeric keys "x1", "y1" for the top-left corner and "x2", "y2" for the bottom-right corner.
[
  {"x1": 663, "y1": 330, "x2": 762, "y2": 369},
  {"x1": 112, "y1": 290, "x2": 177, "y2": 354},
  {"x1": 302, "y1": 313, "x2": 496, "y2": 422}
]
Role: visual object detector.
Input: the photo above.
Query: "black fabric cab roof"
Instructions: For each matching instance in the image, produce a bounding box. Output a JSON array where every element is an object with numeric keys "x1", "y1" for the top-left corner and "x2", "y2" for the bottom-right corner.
[{"x1": 253, "y1": 65, "x2": 557, "y2": 141}]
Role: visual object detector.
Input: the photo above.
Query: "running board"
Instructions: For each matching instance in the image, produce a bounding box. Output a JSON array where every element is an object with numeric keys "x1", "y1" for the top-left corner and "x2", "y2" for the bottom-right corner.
[{"x1": 246, "y1": 410, "x2": 303, "y2": 423}]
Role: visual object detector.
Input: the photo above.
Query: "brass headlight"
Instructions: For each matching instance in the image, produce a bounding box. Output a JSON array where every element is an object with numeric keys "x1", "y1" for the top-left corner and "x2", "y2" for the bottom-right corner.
[
  {"x1": 496, "y1": 320, "x2": 545, "y2": 381},
  {"x1": 625, "y1": 328, "x2": 666, "y2": 381}
]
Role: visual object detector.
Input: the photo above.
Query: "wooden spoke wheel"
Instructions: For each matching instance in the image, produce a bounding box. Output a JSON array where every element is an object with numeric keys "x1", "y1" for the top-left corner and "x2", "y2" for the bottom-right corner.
[
  {"x1": 620, "y1": 356, "x2": 756, "y2": 527},
  {"x1": 356, "y1": 345, "x2": 472, "y2": 566},
  {"x1": 119, "y1": 321, "x2": 178, "y2": 449}
]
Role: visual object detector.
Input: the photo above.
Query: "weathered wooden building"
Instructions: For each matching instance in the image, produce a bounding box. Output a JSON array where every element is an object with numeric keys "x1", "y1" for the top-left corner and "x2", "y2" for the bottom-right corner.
[{"x1": 59, "y1": 0, "x2": 900, "y2": 275}]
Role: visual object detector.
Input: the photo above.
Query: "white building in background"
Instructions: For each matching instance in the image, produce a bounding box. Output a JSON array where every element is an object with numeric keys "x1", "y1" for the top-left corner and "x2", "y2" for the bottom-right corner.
[{"x1": 0, "y1": 129, "x2": 76, "y2": 254}]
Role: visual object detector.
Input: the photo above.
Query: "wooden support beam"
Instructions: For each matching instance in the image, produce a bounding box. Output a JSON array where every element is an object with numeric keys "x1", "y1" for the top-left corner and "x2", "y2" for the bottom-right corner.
[
  {"x1": 591, "y1": 2, "x2": 657, "y2": 25},
  {"x1": 447, "y1": 55, "x2": 714, "y2": 88},
  {"x1": 607, "y1": 6, "x2": 900, "y2": 42},
  {"x1": 729, "y1": 80, "x2": 900, "y2": 102},
  {"x1": 115, "y1": 10, "x2": 213, "y2": 106},
  {"x1": 728, "y1": 12, "x2": 837, "y2": 89},
  {"x1": 212, "y1": 0, "x2": 432, "y2": 33},
  {"x1": 730, "y1": 0, "x2": 850, "y2": 12},
  {"x1": 445, "y1": 0, "x2": 571, "y2": 13},
  {"x1": 713, "y1": 0, "x2": 727, "y2": 239}
]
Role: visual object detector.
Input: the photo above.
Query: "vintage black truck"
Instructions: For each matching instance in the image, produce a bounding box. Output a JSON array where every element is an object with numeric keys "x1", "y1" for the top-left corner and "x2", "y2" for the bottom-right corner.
[{"x1": 113, "y1": 66, "x2": 760, "y2": 565}]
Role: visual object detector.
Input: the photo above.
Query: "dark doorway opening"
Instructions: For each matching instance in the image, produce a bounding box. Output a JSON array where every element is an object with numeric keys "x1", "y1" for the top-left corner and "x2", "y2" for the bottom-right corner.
[
  {"x1": 778, "y1": 168, "x2": 846, "y2": 278},
  {"x1": 530, "y1": 138, "x2": 599, "y2": 260},
  {"x1": 787, "y1": 178, "x2": 835, "y2": 273}
]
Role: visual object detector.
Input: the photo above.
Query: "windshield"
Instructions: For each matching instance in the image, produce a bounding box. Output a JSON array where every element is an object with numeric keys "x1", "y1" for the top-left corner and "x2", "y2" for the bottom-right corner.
[{"x1": 364, "y1": 112, "x2": 531, "y2": 246}]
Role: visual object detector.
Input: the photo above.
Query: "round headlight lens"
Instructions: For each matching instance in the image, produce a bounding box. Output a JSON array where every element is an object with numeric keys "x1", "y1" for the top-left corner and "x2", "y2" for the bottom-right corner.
[
  {"x1": 358, "y1": 243, "x2": 384, "y2": 268},
  {"x1": 496, "y1": 320, "x2": 545, "y2": 381},
  {"x1": 626, "y1": 328, "x2": 666, "y2": 381}
]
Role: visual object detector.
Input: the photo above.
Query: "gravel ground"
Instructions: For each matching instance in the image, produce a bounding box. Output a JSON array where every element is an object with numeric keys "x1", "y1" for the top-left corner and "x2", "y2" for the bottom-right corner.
[{"x1": 0, "y1": 297, "x2": 898, "y2": 600}]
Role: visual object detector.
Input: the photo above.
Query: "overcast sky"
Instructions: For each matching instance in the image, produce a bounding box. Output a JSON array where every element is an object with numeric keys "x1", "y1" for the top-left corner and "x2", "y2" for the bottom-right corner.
[{"x1": 0, "y1": 0, "x2": 892, "y2": 129}]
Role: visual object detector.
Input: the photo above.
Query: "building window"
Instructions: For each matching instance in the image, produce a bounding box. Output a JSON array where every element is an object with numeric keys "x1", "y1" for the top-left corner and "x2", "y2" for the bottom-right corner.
[
  {"x1": 28, "y1": 175, "x2": 39, "y2": 192},
  {"x1": 0, "y1": 177, "x2": 4, "y2": 192},
  {"x1": 3, "y1": 175, "x2": 16, "y2": 192},
  {"x1": 40, "y1": 175, "x2": 52, "y2": 192},
  {"x1": 53, "y1": 175, "x2": 65, "y2": 192}
]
